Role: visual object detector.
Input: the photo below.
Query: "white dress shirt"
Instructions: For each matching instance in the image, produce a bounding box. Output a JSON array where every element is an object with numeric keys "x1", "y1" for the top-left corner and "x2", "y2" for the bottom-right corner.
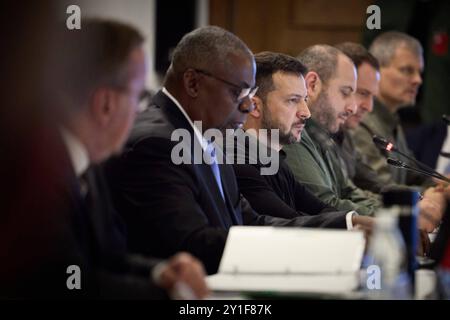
[
  {"x1": 60, "y1": 127, "x2": 89, "y2": 178},
  {"x1": 162, "y1": 87, "x2": 208, "y2": 151}
]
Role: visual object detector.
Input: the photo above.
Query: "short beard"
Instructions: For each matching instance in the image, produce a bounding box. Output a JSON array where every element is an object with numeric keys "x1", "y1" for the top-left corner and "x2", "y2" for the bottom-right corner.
[
  {"x1": 310, "y1": 90, "x2": 337, "y2": 133},
  {"x1": 261, "y1": 103, "x2": 297, "y2": 145}
]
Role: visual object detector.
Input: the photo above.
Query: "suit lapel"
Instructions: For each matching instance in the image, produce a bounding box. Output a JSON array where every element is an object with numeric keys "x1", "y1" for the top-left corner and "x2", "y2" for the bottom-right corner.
[
  {"x1": 218, "y1": 164, "x2": 243, "y2": 225},
  {"x1": 153, "y1": 90, "x2": 238, "y2": 227},
  {"x1": 83, "y1": 169, "x2": 105, "y2": 257},
  {"x1": 196, "y1": 163, "x2": 233, "y2": 227}
]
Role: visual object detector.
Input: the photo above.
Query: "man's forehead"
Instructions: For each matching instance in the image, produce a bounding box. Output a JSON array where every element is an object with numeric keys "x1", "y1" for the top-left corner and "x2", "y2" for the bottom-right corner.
[
  {"x1": 221, "y1": 53, "x2": 255, "y2": 86},
  {"x1": 329, "y1": 56, "x2": 356, "y2": 88},
  {"x1": 357, "y1": 63, "x2": 380, "y2": 82},
  {"x1": 390, "y1": 46, "x2": 423, "y2": 66},
  {"x1": 273, "y1": 72, "x2": 306, "y2": 92}
]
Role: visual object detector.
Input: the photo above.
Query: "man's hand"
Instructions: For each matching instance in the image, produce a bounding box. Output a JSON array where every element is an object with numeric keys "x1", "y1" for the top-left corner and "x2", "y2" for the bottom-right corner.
[
  {"x1": 419, "y1": 187, "x2": 446, "y2": 232},
  {"x1": 418, "y1": 197, "x2": 442, "y2": 232},
  {"x1": 352, "y1": 215, "x2": 374, "y2": 231},
  {"x1": 352, "y1": 215, "x2": 374, "y2": 241},
  {"x1": 434, "y1": 179, "x2": 450, "y2": 200},
  {"x1": 158, "y1": 252, "x2": 210, "y2": 299},
  {"x1": 423, "y1": 186, "x2": 447, "y2": 208}
]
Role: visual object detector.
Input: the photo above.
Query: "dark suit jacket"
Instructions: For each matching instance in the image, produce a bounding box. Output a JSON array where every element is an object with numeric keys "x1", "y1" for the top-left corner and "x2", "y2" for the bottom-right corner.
[
  {"x1": 81, "y1": 165, "x2": 168, "y2": 299},
  {"x1": 231, "y1": 132, "x2": 349, "y2": 228},
  {"x1": 406, "y1": 121, "x2": 447, "y2": 170},
  {"x1": 0, "y1": 126, "x2": 167, "y2": 299},
  {"x1": 104, "y1": 90, "x2": 314, "y2": 274}
]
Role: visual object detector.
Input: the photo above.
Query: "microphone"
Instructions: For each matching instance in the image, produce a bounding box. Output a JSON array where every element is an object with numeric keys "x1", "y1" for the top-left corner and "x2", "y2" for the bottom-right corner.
[
  {"x1": 440, "y1": 151, "x2": 450, "y2": 159},
  {"x1": 386, "y1": 158, "x2": 405, "y2": 168},
  {"x1": 387, "y1": 158, "x2": 450, "y2": 184},
  {"x1": 442, "y1": 114, "x2": 450, "y2": 125},
  {"x1": 372, "y1": 135, "x2": 448, "y2": 181},
  {"x1": 373, "y1": 135, "x2": 396, "y2": 152}
]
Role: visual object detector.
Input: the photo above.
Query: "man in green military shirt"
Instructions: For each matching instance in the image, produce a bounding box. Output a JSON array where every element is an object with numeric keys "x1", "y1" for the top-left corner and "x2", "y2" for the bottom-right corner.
[
  {"x1": 333, "y1": 42, "x2": 385, "y2": 194},
  {"x1": 351, "y1": 31, "x2": 429, "y2": 186},
  {"x1": 335, "y1": 41, "x2": 445, "y2": 232},
  {"x1": 283, "y1": 45, "x2": 382, "y2": 216}
]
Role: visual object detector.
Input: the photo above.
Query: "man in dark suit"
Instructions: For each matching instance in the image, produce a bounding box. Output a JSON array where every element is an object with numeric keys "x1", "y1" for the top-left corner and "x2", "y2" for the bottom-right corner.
[
  {"x1": 104, "y1": 26, "x2": 332, "y2": 275},
  {"x1": 1, "y1": 19, "x2": 208, "y2": 299}
]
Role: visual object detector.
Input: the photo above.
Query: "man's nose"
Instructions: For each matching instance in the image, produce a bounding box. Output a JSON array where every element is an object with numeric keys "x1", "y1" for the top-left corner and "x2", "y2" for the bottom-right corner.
[
  {"x1": 412, "y1": 71, "x2": 422, "y2": 86},
  {"x1": 364, "y1": 98, "x2": 374, "y2": 113},
  {"x1": 346, "y1": 95, "x2": 357, "y2": 115},
  {"x1": 358, "y1": 98, "x2": 373, "y2": 113},
  {"x1": 297, "y1": 100, "x2": 311, "y2": 120},
  {"x1": 238, "y1": 95, "x2": 255, "y2": 113}
]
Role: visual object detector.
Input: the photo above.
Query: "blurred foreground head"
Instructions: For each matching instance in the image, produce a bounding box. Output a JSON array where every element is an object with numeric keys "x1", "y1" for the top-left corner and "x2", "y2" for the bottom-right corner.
[{"x1": 58, "y1": 19, "x2": 147, "y2": 163}]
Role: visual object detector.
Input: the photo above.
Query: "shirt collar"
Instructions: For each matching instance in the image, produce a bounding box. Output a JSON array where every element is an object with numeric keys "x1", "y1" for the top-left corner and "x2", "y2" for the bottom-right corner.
[
  {"x1": 372, "y1": 98, "x2": 400, "y2": 132},
  {"x1": 162, "y1": 87, "x2": 208, "y2": 151},
  {"x1": 305, "y1": 119, "x2": 337, "y2": 151},
  {"x1": 239, "y1": 130, "x2": 282, "y2": 167},
  {"x1": 60, "y1": 127, "x2": 90, "y2": 177}
]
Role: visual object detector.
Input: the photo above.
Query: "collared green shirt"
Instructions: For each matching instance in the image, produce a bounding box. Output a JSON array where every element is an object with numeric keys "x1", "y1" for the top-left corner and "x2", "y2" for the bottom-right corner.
[
  {"x1": 333, "y1": 129, "x2": 387, "y2": 194},
  {"x1": 283, "y1": 119, "x2": 381, "y2": 216},
  {"x1": 350, "y1": 99, "x2": 429, "y2": 186}
]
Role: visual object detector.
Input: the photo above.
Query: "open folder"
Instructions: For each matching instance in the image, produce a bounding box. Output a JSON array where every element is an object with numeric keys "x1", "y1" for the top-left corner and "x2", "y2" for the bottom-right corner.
[{"x1": 207, "y1": 226, "x2": 366, "y2": 295}]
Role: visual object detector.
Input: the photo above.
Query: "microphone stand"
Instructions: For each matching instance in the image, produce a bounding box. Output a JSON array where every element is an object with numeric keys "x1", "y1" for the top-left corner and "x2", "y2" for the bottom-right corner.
[
  {"x1": 387, "y1": 158, "x2": 450, "y2": 184},
  {"x1": 373, "y1": 135, "x2": 449, "y2": 182}
]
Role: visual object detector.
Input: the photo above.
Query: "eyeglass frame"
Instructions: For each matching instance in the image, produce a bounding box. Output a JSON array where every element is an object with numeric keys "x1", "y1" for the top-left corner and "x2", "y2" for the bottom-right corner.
[{"x1": 192, "y1": 68, "x2": 258, "y2": 113}]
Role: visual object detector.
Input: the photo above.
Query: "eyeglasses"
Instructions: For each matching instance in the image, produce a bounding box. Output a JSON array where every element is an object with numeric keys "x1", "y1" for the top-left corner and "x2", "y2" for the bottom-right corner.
[{"x1": 194, "y1": 68, "x2": 258, "y2": 104}]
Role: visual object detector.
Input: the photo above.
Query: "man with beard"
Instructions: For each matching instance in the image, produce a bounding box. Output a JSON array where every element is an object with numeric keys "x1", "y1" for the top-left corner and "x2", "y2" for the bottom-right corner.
[
  {"x1": 283, "y1": 45, "x2": 382, "y2": 216},
  {"x1": 232, "y1": 51, "x2": 373, "y2": 230}
]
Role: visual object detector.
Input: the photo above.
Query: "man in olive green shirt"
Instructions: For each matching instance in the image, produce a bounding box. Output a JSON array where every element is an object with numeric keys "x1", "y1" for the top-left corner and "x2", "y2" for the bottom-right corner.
[
  {"x1": 284, "y1": 45, "x2": 382, "y2": 216},
  {"x1": 333, "y1": 42, "x2": 386, "y2": 194},
  {"x1": 346, "y1": 33, "x2": 445, "y2": 232}
]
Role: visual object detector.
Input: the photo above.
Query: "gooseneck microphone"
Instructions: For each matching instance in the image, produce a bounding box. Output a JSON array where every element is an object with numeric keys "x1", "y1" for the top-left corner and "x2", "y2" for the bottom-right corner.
[
  {"x1": 372, "y1": 135, "x2": 449, "y2": 181},
  {"x1": 440, "y1": 151, "x2": 450, "y2": 158},
  {"x1": 387, "y1": 158, "x2": 450, "y2": 184},
  {"x1": 442, "y1": 114, "x2": 450, "y2": 125},
  {"x1": 373, "y1": 135, "x2": 396, "y2": 151},
  {"x1": 440, "y1": 115, "x2": 450, "y2": 158}
]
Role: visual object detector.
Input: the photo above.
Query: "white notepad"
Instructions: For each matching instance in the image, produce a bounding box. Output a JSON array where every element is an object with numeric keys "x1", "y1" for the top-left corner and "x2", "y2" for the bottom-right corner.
[{"x1": 207, "y1": 226, "x2": 365, "y2": 294}]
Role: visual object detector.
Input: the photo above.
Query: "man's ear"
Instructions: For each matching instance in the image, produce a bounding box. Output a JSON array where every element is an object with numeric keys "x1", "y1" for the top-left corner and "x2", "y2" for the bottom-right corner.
[
  {"x1": 249, "y1": 96, "x2": 262, "y2": 118},
  {"x1": 183, "y1": 69, "x2": 200, "y2": 98},
  {"x1": 89, "y1": 87, "x2": 116, "y2": 127},
  {"x1": 304, "y1": 71, "x2": 322, "y2": 100}
]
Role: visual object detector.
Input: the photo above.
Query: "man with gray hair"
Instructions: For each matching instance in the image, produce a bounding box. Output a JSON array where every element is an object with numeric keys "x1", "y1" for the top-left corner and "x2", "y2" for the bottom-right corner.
[
  {"x1": 350, "y1": 32, "x2": 446, "y2": 232},
  {"x1": 335, "y1": 42, "x2": 444, "y2": 233},
  {"x1": 104, "y1": 26, "x2": 322, "y2": 275},
  {"x1": 351, "y1": 31, "x2": 429, "y2": 186}
]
